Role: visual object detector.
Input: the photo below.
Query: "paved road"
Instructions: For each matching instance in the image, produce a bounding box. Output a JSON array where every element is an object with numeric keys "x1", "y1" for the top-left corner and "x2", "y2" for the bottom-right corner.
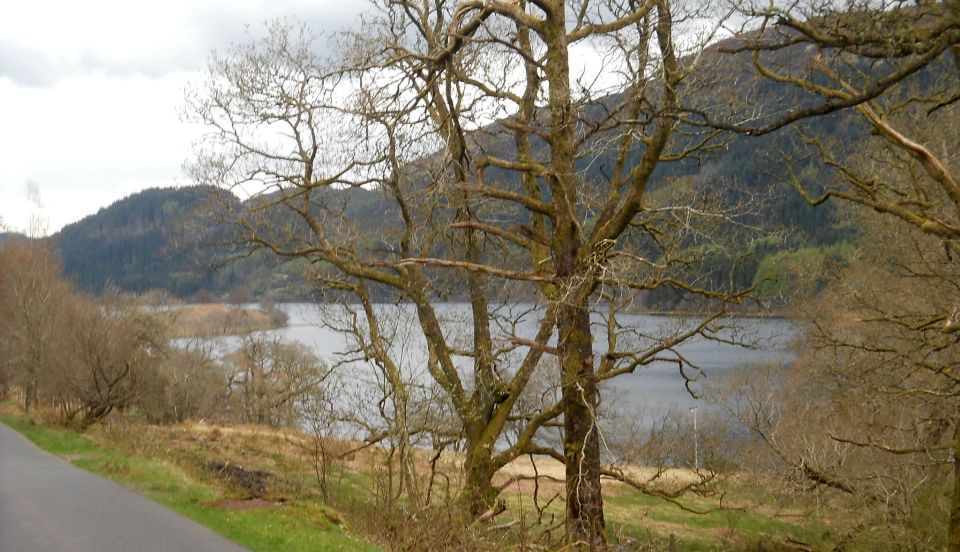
[{"x1": 0, "y1": 422, "x2": 248, "y2": 552}]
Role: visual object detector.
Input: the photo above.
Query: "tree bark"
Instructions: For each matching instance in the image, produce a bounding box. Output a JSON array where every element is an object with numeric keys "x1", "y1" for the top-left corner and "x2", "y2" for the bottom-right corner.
[
  {"x1": 558, "y1": 303, "x2": 606, "y2": 548},
  {"x1": 950, "y1": 419, "x2": 960, "y2": 552},
  {"x1": 461, "y1": 431, "x2": 499, "y2": 515},
  {"x1": 24, "y1": 347, "x2": 39, "y2": 412},
  {"x1": 542, "y1": 2, "x2": 607, "y2": 545},
  {"x1": 24, "y1": 373, "x2": 36, "y2": 412}
]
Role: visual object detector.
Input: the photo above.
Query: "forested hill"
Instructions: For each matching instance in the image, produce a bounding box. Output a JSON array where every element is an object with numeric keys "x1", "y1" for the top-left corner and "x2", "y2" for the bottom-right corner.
[
  {"x1": 51, "y1": 149, "x2": 854, "y2": 306},
  {"x1": 55, "y1": 186, "x2": 216, "y2": 297},
  {"x1": 53, "y1": 186, "x2": 348, "y2": 301},
  {"x1": 52, "y1": 174, "x2": 847, "y2": 307}
]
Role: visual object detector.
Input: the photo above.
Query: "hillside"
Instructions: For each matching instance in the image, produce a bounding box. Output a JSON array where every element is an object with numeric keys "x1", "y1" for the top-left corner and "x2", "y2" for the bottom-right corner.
[
  {"x1": 52, "y1": 177, "x2": 845, "y2": 310},
  {"x1": 0, "y1": 232, "x2": 21, "y2": 244},
  {"x1": 53, "y1": 186, "x2": 309, "y2": 300},
  {"x1": 55, "y1": 186, "x2": 218, "y2": 297},
  {"x1": 53, "y1": 186, "x2": 382, "y2": 301}
]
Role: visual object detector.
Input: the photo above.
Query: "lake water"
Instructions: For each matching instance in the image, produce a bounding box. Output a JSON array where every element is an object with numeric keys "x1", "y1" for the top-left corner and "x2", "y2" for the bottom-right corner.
[{"x1": 215, "y1": 303, "x2": 797, "y2": 435}]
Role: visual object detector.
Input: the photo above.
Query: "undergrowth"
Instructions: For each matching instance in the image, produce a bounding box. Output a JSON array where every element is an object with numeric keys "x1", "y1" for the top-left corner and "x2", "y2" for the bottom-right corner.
[{"x1": 1, "y1": 402, "x2": 836, "y2": 551}]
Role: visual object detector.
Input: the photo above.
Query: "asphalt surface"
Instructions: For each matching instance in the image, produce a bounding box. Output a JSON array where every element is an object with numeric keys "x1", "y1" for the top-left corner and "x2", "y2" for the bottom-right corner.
[{"x1": 0, "y1": 422, "x2": 249, "y2": 552}]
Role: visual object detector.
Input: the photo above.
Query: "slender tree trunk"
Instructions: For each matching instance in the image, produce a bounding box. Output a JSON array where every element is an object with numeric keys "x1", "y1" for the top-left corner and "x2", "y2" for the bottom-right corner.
[
  {"x1": 24, "y1": 354, "x2": 38, "y2": 412},
  {"x1": 950, "y1": 419, "x2": 960, "y2": 552},
  {"x1": 24, "y1": 374, "x2": 36, "y2": 411},
  {"x1": 558, "y1": 303, "x2": 606, "y2": 548},
  {"x1": 541, "y1": 2, "x2": 606, "y2": 545},
  {"x1": 395, "y1": 410, "x2": 421, "y2": 506},
  {"x1": 358, "y1": 285, "x2": 421, "y2": 507}
]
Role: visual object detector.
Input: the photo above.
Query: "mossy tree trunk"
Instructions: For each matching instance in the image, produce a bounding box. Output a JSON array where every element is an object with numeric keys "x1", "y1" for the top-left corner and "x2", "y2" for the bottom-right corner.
[{"x1": 950, "y1": 420, "x2": 960, "y2": 552}]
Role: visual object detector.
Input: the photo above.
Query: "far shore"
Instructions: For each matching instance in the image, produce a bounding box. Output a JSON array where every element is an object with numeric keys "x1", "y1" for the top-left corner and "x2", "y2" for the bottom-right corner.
[
  {"x1": 179, "y1": 299, "x2": 795, "y2": 321},
  {"x1": 159, "y1": 303, "x2": 288, "y2": 338}
]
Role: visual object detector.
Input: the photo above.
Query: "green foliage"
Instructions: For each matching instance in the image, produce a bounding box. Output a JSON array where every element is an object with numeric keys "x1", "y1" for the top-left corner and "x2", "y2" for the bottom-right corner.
[{"x1": 752, "y1": 242, "x2": 854, "y2": 303}]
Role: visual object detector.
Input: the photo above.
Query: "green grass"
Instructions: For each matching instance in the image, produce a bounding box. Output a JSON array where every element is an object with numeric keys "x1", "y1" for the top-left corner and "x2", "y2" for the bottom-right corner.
[
  {"x1": 0, "y1": 414, "x2": 379, "y2": 552},
  {"x1": 496, "y1": 480, "x2": 830, "y2": 552},
  {"x1": 601, "y1": 490, "x2": 832, "y2": 551}
]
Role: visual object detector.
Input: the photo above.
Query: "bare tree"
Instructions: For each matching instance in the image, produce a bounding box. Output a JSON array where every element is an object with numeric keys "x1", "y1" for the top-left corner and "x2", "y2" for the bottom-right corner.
[
  {"x1": 0, "y1": 246, "x2": 228, "y2": 427},
  {"x1": 24, "y1": 181, "x2": 48, "y2": 239},
  {"x1": 0, "y1": 239, "x2": 7, "y2": 399},
  {"x1": 52, "y1": 292, "x2": 169, "y2": 427},
  {"x1": 140, "y1": 339, "x2": 230, "y2": 424},
  {"x1": 697, "y1": 0, "x2": 959, "y2": 235},
  {"x1": 717, "y1": 212, "x2": 959, "y2": 550},
  {"x1": 0, "y1": 240, "x2": 69, "y2": 411},
  {"x1": 188, "y1": 2, "x2": 756, "y2": 545},
  {"x1": 703, "y1": 2, "x2": 960, "y2": 548},
  {"x1": 225, "y1": 335, "x2": 331, "y2": 427}
]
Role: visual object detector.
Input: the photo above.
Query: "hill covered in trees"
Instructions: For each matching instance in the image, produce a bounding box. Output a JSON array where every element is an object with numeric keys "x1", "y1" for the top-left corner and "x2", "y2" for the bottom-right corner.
[
  {"x1": 53, "y1": 185, "x2": 378, "y2": 301},
  {"x1": 56, "y1": 187, "x2": 215, "y2": 297},
  {"x1": 52, "y1": 171, "x2": 852, "y2": 309},
  {"x1": 53, "y1": 186, "x2": 314, "y2": 300}
]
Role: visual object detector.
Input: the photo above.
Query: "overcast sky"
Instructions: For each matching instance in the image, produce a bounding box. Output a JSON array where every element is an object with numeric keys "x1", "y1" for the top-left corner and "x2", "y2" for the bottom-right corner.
[{"x1": 0, "y1": 0, "x2": 364, "y2": 234}]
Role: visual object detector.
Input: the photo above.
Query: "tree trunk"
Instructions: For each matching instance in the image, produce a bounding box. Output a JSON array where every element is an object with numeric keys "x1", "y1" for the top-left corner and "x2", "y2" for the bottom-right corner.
[
  {"x1": 541, "y1": 2, "x2": 607, "y2": 545},
  {"x1": 950, "y1": 420, "x2": 960, "y2": 552},
  {"x1": 558, "y1": 303, "x2": 606, "y2": 548},
  {"x1": 24, "y1": 367, "x2": 37, "y2": 412},
  {"x1": 461, "y1": 430, "x2": 499, "y2": 515}
]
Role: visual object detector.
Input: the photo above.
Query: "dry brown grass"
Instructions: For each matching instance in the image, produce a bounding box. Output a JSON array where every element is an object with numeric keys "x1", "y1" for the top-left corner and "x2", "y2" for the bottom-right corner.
[
  {"x1": 65, "y1": 415, "x2": 832, "y2": 551},
  {"x1": 99, "y1": 419, "x2": 703, "y2": 505},
  {"x1": 161, "y1": 304, "x2": 279, "y2": 337},
  {"x1": 495, "y1": 455, "x2": 704, "y2": 497},
  {"x1": 0, "y1": 398, "x2": 845, "y2": 550}
]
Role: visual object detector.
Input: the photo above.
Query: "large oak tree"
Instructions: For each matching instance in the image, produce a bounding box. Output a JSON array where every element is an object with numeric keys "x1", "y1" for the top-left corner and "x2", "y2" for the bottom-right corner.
[{"x1": 188, "y1": 1, "x2": 753, "y2": 545}]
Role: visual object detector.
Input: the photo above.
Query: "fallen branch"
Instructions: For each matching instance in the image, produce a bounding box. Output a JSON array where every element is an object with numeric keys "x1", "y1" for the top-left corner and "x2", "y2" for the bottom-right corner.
[{"x1": 476, "y1": 499, "x2": 507, "y2": 523}]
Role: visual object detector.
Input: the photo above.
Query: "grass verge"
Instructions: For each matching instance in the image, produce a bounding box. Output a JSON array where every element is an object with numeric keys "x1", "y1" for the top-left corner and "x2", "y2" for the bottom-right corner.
[
  {"x1": 1, "y1": 401, "x2": 836, "y2": 551},
  {"x1": 0, "y1": 409, "x2": 378, "y2": 552}
]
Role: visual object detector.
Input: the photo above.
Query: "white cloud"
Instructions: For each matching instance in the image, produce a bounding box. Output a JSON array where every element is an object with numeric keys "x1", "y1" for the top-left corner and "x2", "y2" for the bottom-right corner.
[
  {"x1": 0, "y1": 0, "x2": 364, "y2": 86},
  {"x1": 0, "y1": 2, "x2": 625, "y2": 235},
  {"x1": 0, "y1": 0, "x2": 365, "y2": 233},
  {"x1": 0, "y1": 72, "x2": 204, "y2": 233}
]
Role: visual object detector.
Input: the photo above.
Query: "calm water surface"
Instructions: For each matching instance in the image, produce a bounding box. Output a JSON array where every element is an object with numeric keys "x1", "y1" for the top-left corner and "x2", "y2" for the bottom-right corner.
[{"x1": 220, "y1": 303, "x2": 797, "y2": 428}]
